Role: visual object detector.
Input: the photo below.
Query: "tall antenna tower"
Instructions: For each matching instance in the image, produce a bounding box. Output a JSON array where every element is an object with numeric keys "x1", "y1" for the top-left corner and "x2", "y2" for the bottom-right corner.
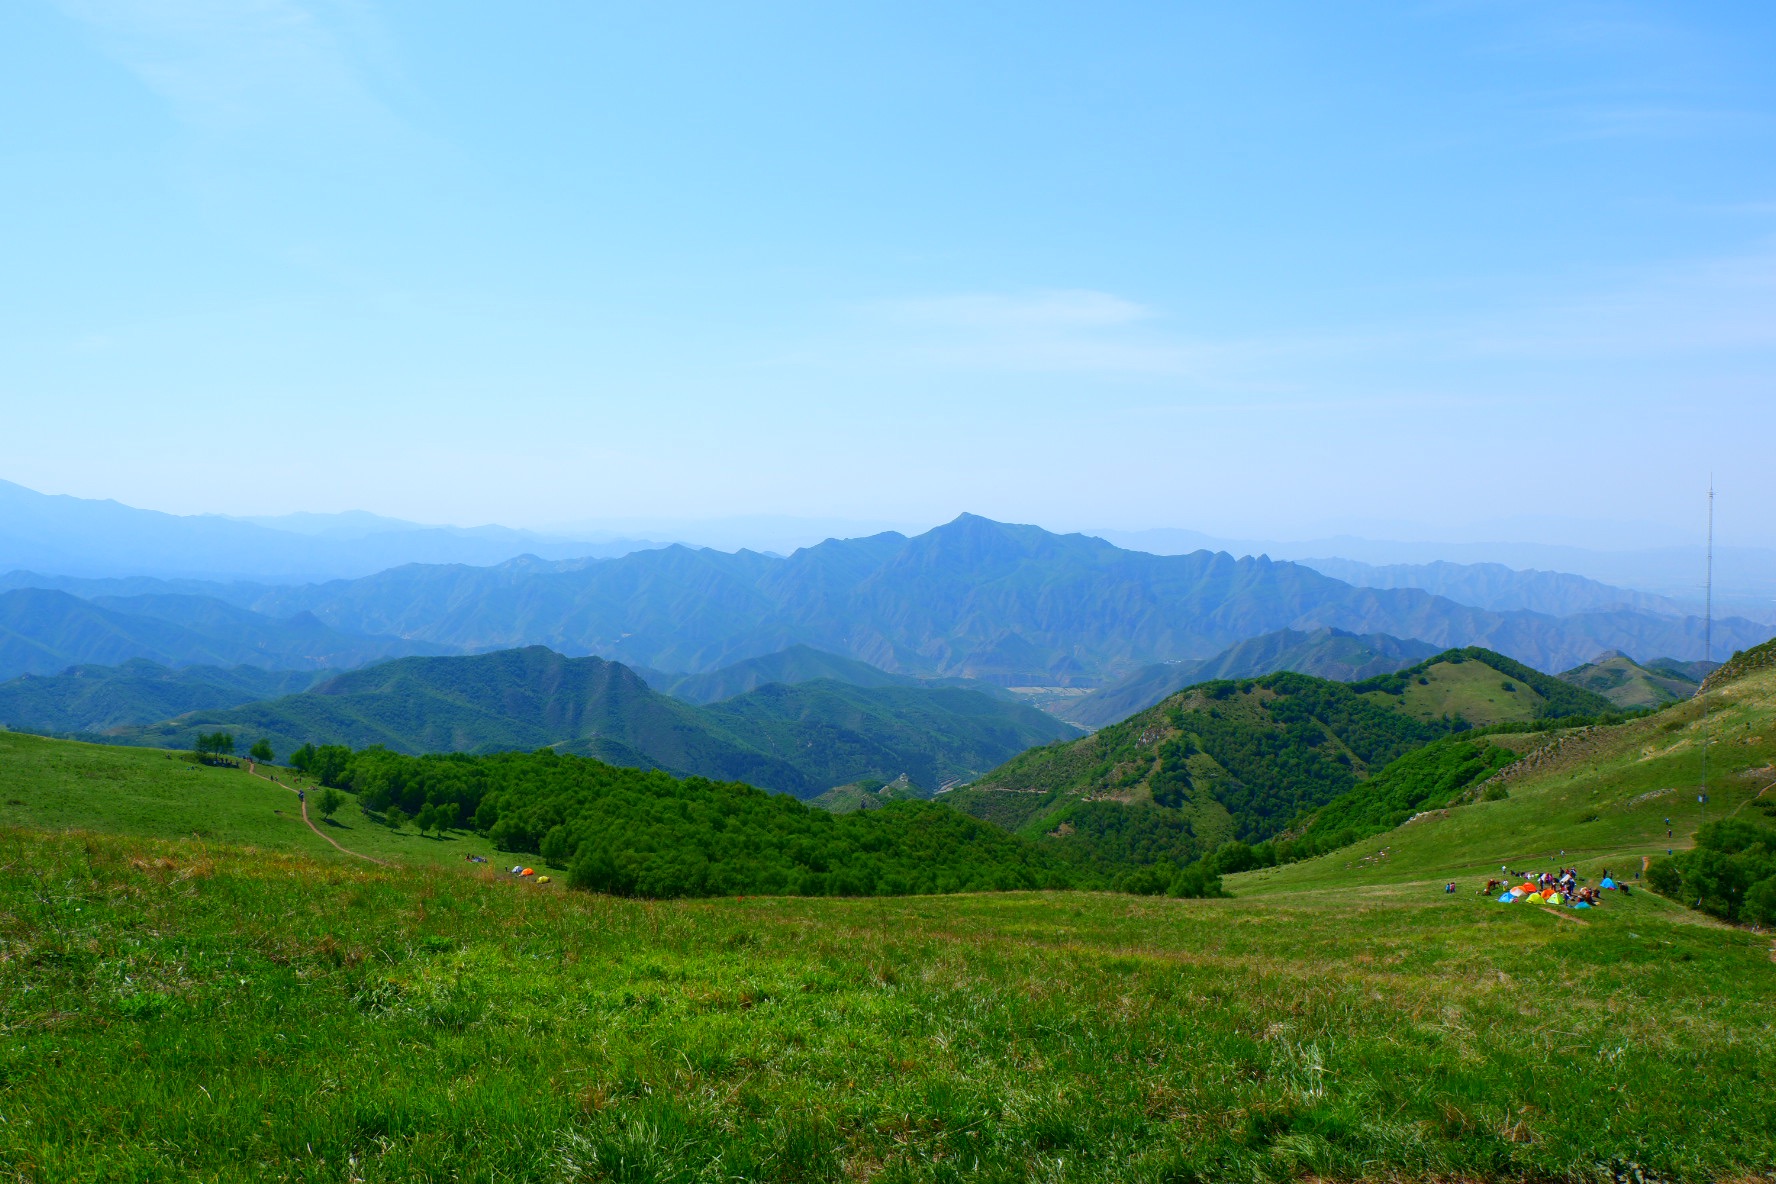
[{"x1": 1700, "y1": 479, "x2": 1713, "y2": 828}]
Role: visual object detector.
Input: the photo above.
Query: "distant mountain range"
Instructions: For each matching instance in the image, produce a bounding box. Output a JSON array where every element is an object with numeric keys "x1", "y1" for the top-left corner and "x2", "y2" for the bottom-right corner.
[
  {"x1": 4, "y1": 510, "x2": 1771, "y2": 688},
  {"x1": 204, "y1": 514, "x2": 1772, "y2": 679},
  {"x1": 1055, "y1": 628, "x2": 1441, "y2": 729},
  {"x1": 1097, "y1": 526, "x2": 1776, "y2": 619},
  {"x1": 0, "y1": 587, "x2": 452, "y2": 682},
  {"x1": 1298, "y1": 558, "x2": 1695, "y2": 617},
  {"x1": 0, "y1": 660, "x2": 318, "y2": 735},
  {"x1": 105, "y1": 646, "x2": 1080, "y2": 799},
  {"x1": 0, "y1": 479, "x2": 655, "y2": 581}
]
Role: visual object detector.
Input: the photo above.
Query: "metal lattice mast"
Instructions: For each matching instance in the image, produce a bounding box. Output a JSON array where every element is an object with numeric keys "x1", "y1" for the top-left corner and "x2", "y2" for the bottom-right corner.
[{"x1": 1700, "y1": 480, "x2": 1713, "y2": 828}]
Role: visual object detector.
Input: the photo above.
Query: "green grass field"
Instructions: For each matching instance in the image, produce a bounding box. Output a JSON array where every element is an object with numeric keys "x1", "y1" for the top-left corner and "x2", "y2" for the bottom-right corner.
[
  {"x1": 3, "y1": 665, "x2": 1775, "y2": 1182},
  {"x1": 0, "y1": 731, "x2": 502, "y2": 870},
  {"x1": 5, "y1": 827, "x2": 1774, "y2": 1183}
]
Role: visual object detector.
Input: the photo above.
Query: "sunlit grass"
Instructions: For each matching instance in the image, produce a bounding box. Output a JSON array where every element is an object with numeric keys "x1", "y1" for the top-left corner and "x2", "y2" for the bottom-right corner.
[{"x1": 4, "y1": 827, "x2": 1772, "y2": 1182}]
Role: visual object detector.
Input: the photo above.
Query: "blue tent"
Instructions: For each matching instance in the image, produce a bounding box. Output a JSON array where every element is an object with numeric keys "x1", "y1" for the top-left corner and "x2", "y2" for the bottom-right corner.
[
  {"x1": 1600, "y1": 877, "x2": 1617, "y2": 889},
  {"x1": 1574, "y1": 901, "x2": 1592, "y2": 909},
  {"x1": 1497, "y1": 892, "x2": 1516, "y2": 903}
]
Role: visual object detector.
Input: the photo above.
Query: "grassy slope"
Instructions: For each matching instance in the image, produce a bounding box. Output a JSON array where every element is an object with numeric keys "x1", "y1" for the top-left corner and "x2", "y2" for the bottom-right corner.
[
  {"x1": 1364, "y1": 656, "x2": 1549, "y2": 723},
  {"x1": 5, "y1": 826, "x2": 1774, "y2": 1182},
  {"x1": 1558, "y1": 653, "x2": 1699, "y2": 711},
  {"x1": 1239, "y1": 662, "x2": 1776, "y2": 898},
  {"x1": 1351, "y1": 647, "x2": 1616, "y2": 723},
  {"x1": 0, "y1": 730, "x2": 501, "y2": 870}
]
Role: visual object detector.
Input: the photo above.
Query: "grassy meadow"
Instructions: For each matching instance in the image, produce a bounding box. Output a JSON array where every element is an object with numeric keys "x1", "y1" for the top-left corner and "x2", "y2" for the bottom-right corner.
[
  {"x1": 0, "y1": 730, "x2": 501, "y2": 870},
  {"x1": 3, "y1": 662, "x2": 1776, "y2": 1181},
  {"x1": 5, "y1": 825, "x2": 1774, "y2": 1183}
]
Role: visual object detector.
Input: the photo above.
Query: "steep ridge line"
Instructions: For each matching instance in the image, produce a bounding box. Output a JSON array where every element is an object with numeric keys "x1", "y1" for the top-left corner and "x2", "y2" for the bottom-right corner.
[{"x1": 246, "y1": 760, "x2": 389, "y2": 867}]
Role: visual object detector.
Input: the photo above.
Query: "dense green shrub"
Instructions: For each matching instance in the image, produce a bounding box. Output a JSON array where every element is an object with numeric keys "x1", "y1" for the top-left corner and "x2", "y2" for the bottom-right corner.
[
  {"x1": 1040, "y1": 799, "x2": 1200, "y2": 870},
  {"x1": 1648, "y1": 819, "x2": 1776, "y2": 924},
  {"x1": 287, "y1": 743, "x2": 1080, "y2": 899},
  {"x1": 1167, "y1": 863, "x2": 1226, "y2": 899}
]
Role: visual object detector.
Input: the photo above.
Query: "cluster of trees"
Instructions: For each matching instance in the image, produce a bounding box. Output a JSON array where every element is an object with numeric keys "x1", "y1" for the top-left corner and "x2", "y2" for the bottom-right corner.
[
  {"x1": 193, "y1": 733, "x2": 278, "y2": 764},
  {"x1": 266, "y1": 744, "x2": 1080, "y2": 898},
  {"x1": 192, "y1": 732, "x2": 234, "y2": 763},
  {"x1": 1038, "y1": 799, "x2": 1203, "y2": 871},
  {"x1": 386, "y1": 800, "x2": 459, "y2": 836},
  {"x1": 1647, "y1": 816, "x2": 1776, "y2": 925},
  {"x1": 1109, "y1": 846, "x2": 1239, "y2": 899},
  {"x1": 288, "y1": 743, "x2": 354, "y2": 786}
]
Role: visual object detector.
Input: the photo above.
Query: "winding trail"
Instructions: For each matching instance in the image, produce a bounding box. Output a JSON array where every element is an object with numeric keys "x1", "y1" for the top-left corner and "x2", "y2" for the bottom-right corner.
[{"x1": 247, "y1": 762, "x2": 391, "y2": 867}]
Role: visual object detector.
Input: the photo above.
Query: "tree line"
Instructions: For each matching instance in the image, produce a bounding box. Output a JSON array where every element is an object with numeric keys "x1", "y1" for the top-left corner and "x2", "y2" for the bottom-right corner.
[{"x1": 281, "y1": 743, "x2": 1083, "y2": 898}]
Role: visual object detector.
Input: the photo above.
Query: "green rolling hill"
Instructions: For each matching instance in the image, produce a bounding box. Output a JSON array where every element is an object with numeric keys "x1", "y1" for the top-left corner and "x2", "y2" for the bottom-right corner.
[
  {"x1": 808, "y1": 772, "x2": 928, "y2": 813},
  {"x1": 945, "y1": 647, "x2": 1616, "y2": 871},
  {"x1": 648, "y1": 644, "x2": 916, "y2": 702},
  {"x1": 0, "y1": 659, "x2": 318, "y2": 735},
  {"x1": 110, "y1": 646, "x2": 1078, "y2": 799},
  {"x1": 1557, "y1": 649, "x2": 1703, "y2": 710},
  {"x1": 1056, "y1": 627, "x2": 1440, "y2": 728}
]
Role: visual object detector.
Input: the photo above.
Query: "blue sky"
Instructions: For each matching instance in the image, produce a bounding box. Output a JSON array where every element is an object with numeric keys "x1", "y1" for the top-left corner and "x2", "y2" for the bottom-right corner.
[{"x1": 3, "y1": 1, "x2": 1774, "y2": 547}]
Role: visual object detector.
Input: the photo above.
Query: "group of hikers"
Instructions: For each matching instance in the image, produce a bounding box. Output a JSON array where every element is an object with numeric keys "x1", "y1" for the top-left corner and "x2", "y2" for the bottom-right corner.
[{"x1": 1459, "y1": 864, "x2": 1632, "y2": 907}]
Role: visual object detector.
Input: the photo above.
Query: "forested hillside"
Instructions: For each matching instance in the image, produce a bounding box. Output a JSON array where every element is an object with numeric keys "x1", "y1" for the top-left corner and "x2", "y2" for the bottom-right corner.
[
  {"x1": 296, "y1": 745, "x2": 1075, "y2": 897},
  {"x1": 948, "y1": 648, "x2": 1618, "y2": 871},
  {"x1": 115, "y1": 647, "x2": 1076, "y2": 798}
]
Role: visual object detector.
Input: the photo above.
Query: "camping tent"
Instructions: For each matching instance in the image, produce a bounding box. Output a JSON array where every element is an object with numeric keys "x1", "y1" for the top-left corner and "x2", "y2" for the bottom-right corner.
[
  {"x1": 1600, "y1": 877, "x2": 1617, "y2": 889},
  {"x1": 1573, "y1": 901, "x2": 1592, "y2": 909},
  {"x1": 1498, "y1": 892, "x2": 1516, "y2": 903},
  {"x1": 1545, "y1": 892, "x2": 1565, "y2": 905}
]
